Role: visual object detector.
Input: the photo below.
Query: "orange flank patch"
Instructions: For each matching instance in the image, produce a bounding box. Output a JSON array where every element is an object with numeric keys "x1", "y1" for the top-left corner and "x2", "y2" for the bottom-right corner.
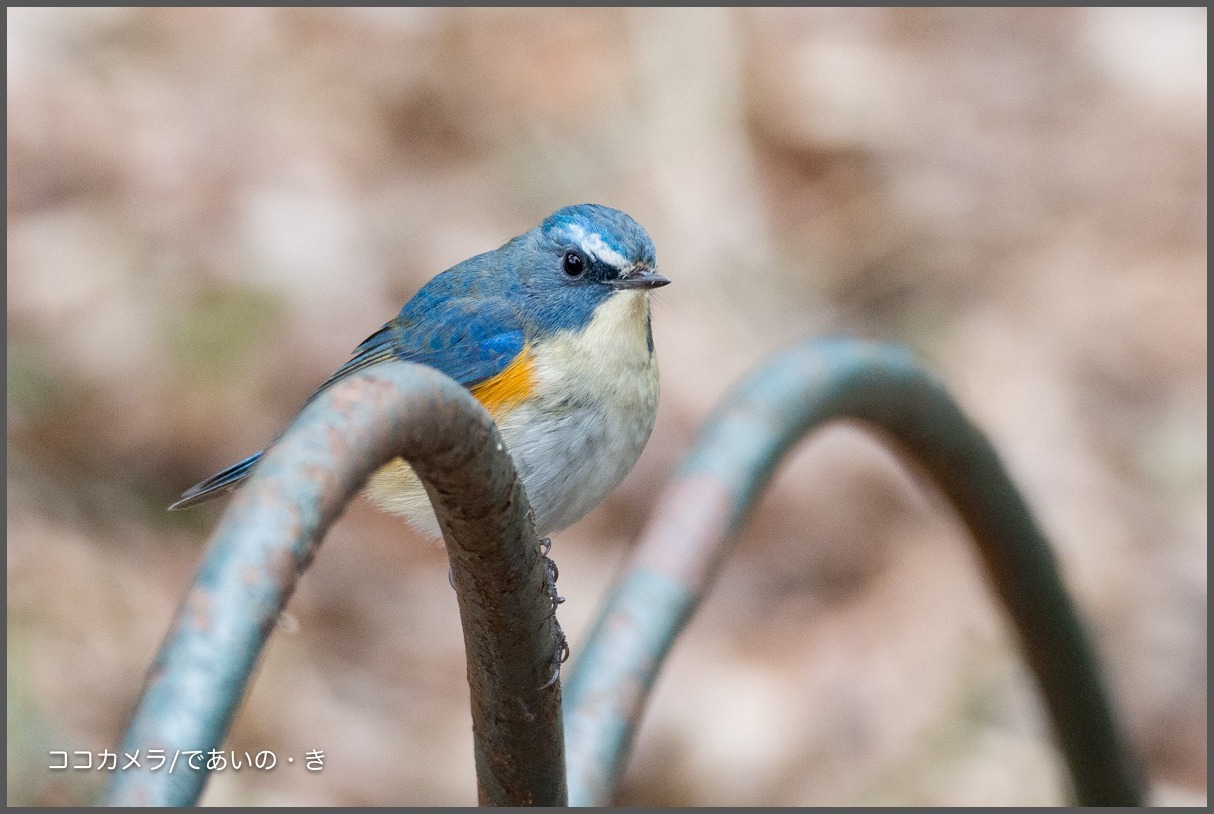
[{"x1": 470, "y1": 347, "x2": 536, "y2": 417}]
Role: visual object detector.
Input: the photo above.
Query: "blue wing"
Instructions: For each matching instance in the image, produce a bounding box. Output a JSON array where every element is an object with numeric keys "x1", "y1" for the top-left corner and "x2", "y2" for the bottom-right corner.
[
  {"x1": 310, "y1": 295, "x2": 525, "y2": 402},
  {"x1": 170, "y1": 294, "x2": 525, "y2": 510}
]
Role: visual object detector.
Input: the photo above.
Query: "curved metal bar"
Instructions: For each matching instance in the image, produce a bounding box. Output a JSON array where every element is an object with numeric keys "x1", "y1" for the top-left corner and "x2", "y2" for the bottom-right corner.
[
  {"x1": 563, "y1": 337, "x2": 1144, "y2": 807},
  {"x1": 104, "y1": 361, "x2": 566, "y2": 807}
]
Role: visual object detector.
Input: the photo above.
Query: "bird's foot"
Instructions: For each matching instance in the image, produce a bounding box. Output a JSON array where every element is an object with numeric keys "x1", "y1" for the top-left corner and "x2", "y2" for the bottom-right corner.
[{"x1": 539, "y1": 537, "x2": 569, "y2": 689}]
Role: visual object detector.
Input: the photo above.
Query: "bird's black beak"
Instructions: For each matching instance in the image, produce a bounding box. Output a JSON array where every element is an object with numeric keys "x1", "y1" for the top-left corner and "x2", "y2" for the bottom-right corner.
[{"x1": 608, "y1": 267, "x2": 671, "y2": 290}]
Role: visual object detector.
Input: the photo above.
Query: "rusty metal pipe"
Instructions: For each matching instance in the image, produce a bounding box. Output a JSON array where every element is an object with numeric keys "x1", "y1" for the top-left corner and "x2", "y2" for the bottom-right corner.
[
  {"x1": 563, "y1": 337, "x2": 1144, "y2": 807},
  {"x1": 104, "y1": 361, "x2": 566, "y2": 806}
]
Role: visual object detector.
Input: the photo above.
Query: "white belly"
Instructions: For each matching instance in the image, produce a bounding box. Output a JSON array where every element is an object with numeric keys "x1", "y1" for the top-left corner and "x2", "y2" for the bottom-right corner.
[{"x1": 365, "y1": 290, "x2": 660, "y2": 538}]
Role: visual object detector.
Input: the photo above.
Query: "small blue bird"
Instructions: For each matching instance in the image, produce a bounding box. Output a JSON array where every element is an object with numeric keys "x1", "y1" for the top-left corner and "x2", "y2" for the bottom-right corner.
[{"x1": 172, "y1": 204, "x2": 669, "y2": 539}]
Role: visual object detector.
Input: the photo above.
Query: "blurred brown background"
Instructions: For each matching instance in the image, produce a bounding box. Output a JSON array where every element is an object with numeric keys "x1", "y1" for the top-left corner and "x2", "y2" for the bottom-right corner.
[{"x1": 6, "y1": 7, "x2": 1206, "y2": 806}]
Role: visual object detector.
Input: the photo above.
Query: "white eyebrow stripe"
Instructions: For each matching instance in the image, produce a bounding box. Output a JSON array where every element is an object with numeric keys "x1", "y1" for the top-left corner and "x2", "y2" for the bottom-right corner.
[{"x1": 565, "y1": 223, "x2": 632, "y2": 271}]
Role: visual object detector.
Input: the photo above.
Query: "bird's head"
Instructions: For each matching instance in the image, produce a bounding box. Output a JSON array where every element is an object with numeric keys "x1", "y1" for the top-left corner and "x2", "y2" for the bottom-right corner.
[{"x1": 510, "y1": 204, "x2": 668, "y2": 336}]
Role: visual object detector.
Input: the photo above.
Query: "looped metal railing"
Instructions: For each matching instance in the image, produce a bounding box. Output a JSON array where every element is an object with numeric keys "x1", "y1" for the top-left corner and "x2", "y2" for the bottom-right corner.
[
  {"x1": 104, "y1": 363, "x2": 565, "y2": 807},
  {"x1": 562, "y1": 337, "x2": 1144, "y2": 806},
  {"x1": 104, "y1": 337, "x2": 1145, "y2": 807}
]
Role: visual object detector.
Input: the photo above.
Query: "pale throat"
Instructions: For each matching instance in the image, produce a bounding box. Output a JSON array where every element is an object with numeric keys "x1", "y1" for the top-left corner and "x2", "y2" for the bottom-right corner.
[{"x1": 531, "y1": 289, "x2": 657, "y2": 402}]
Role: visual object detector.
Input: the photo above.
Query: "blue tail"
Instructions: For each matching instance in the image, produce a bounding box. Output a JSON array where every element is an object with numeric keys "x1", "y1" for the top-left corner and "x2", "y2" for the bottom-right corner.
[{"x1": 169, "y1": 451, "x2": 263, "y2": 510}]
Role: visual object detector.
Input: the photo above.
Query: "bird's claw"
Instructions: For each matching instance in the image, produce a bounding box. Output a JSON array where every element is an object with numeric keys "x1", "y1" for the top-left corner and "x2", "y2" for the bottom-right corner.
[
  {"x1": 452, "y1": 538, "x2": 569, "y2": 688},
  {"x1": 539, "y1": 537, "x2": 569, "y2": 688}
]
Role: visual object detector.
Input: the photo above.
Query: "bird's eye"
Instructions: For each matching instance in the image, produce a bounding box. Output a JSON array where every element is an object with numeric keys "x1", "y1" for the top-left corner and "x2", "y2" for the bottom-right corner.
[{"x1": 562, "y1": 251, "x2": 585, "y2": 277}]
